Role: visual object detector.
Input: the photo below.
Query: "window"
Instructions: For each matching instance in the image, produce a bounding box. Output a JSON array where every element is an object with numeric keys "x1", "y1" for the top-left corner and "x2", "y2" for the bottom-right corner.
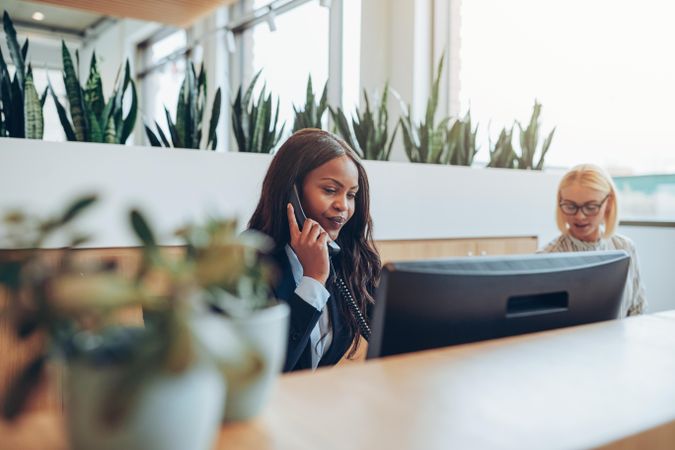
[
  {"x1": 457, "y1": 0, "x2": 675, "y2": 176},
  {"x1": 341, "y1": 0, "x2": 361, "y2": 115},
  {"x1": 138, "y1": 29, "x2": 189, "y2": 135},
  {"x1": 242, "y1": 1, "x2": 330, "y2": 135}
]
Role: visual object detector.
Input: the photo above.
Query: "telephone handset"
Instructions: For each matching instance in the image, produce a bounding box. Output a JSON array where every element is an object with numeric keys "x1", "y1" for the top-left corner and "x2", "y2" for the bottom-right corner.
[
  {"x1": 290, "y1": 185, "x2": 341, "y2": 255},
  {"x1": 288, "y1": 185, "x2": 371, "y2": 340}
]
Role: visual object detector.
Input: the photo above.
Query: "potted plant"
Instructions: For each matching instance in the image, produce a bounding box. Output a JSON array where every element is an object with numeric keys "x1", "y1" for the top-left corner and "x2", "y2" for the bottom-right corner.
[
  {"x1": 231, "y1": 69, "x2": 285, "y2": 153},
  {"x1": 331, "y1": 82, "x2": 399, "y2": 161},
  {"x1": 398, "y1": 55, "x2": 455, "y2": 164},
  {"x1": 487, "y1": 125, "x2": 517, "y2": 169},
  {"x1": 292, "y1": 76, "x2": 328, "y2": 132},
  {"x1": 0, "y1": 11, "x2": 46, "y2": 139},
  {"x1": 50, "y1": 42, "x2": 138, "y2": 144},
  {"x1": 514, "y1": 100, "x2": 555, "y2": 170},
  {"x1": 444, "y1": 110, "x2": 479, "y2": 166},
  {"x1": 144, "y1": 62, "x2": 221, "y2": 150},
  {"x1": 176, "y1": 217, "x2": 290, "y2": 421},
  {"x1": 0, "y1": 195, "x2": 280, "y2": 448}
]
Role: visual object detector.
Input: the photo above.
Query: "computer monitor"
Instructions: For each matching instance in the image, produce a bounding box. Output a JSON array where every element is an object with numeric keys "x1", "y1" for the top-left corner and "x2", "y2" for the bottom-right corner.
[{"x1": 367, "y1": 250, "x2": 630, "y2": 359}]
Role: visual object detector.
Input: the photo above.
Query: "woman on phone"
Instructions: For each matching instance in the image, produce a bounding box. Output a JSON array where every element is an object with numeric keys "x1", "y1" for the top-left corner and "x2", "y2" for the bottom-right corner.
[
  {"x1": 542, "y1": 163, "x2": 646, "y2": 316},
  {"x1": 248, "y1": 129, "x2": 381, "y2": 372}
]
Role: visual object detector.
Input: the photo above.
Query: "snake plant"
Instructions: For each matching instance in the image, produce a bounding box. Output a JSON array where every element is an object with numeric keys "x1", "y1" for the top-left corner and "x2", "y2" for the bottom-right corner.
[
  {"x1": 487, "y1": 126, "x2": 517, "y2": 169},
  {"x1": 292, "y1": 76, "x2": 327, "y2": 132},
  {"x1": 0, "y1": 11, "x2": 46, "y2": 139},
  {"x1": 331, "y1": 82, "x2": 398, "y2": 161},
  {"x1": 515, "y1": 100, "x2": 556, "y2": 170},
  {"x1": 145, "y1": 62, "x2": 221, "y2": 150},
  {"x1": 444, "y1": 110, "x2": 478, "y2": 166},
  {"x1": 51, "y1": 42, "x2": 138, "y2": 144},
  {"x1": 231, "y1": 70, "x2": 285, "y2": 153},
  {"x1": 398, "y1": 55, "x2": 454, "y2": 164}
]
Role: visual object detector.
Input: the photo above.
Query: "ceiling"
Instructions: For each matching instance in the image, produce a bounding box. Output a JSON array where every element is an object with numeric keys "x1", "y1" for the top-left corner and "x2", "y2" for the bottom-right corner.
[
  {"x1": 0, "y1": 0, "x2": 107, "y2": 36},
  {"x1": 26, "y1": 0, "x2": 238, "y2": 27}
]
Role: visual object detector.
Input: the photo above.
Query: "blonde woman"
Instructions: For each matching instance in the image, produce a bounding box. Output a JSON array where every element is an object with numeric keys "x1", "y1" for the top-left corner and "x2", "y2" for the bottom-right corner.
[{"x1": 542, "y1": 164, "x2": 646, "y2": 316}]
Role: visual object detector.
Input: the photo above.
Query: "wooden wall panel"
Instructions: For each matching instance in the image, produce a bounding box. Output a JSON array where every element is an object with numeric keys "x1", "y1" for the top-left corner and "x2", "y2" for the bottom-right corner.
[
  {"x1": 1, "y1": 237, "x2": 538, "y2": 395},
  {"x1": 375, "y1": 236, "x2": 537, "y2": 264},
  {"x1": 33, "y1": 0, "x2": 237, "y2": 27}
]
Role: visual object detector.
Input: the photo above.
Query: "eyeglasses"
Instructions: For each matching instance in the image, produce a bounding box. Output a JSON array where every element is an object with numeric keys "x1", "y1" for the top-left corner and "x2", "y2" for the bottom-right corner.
[{"x1": 559, "y1": 195, "x2": 609, "y2": 216}]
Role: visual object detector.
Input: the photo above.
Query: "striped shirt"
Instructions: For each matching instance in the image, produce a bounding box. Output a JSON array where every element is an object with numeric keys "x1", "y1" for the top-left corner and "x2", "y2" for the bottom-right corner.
[{"x1": 541, "y1": 234, "x2": 646, "y2": 317}]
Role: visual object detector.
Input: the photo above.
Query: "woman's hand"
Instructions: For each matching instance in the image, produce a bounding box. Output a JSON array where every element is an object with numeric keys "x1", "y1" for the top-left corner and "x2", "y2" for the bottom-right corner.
[{"x1": 287, "y1": 203, "x2": 330, "y2": 285}]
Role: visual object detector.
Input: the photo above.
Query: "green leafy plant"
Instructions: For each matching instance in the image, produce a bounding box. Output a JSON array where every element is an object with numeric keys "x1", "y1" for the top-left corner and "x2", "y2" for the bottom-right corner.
[
  {"x1": 444, "y1": 110, "x2": 478, "y2": 166},
  {"x1": 231, "y1": 70, "x2": 285, "y2": 153},
  {"x1": 331, "y1": 82, "x2": 399, "y2": 161},
  {"x1": 0, "y1": 11, "x2": 46, "y2": 139},
  {"x1": 514, "y1": 100, "x2": 555, "y2": 170},
  {"x1": 0, "y1": 197, "x2": 269, "y2": 425},
  {"x1": 145, "y1": 62, "x2": 221, "y2": 150},
  {"x1": 292, "y1": 76, "x2": 327, "y2": 132},
  {"x1": 487, "y1": 125, "x2": 517, "y2": 168},
  {"x1": 50, "y1": 43, "x2": 137, "y2": 144},
  {"x1": 398, "y1": 55, "x2": 453, "y2": 164}
]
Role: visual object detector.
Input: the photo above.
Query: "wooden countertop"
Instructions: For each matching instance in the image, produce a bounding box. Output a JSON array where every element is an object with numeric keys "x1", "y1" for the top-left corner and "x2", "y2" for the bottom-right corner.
[
  {"x1": 214, "y1": 313, "x2": 675, "y2": 450},
  {"x1": 2, "y1": 313, "x2": 674, "y2": 450}
]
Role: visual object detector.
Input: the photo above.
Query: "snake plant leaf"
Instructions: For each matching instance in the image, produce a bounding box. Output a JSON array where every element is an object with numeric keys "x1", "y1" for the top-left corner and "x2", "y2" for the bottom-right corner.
[
  {"x1": 10, "y1": 77, "x2": 24, "y2": 138},
  {"x1": 88, "y1": 109, "x2": 103, "y2": 142},
  {"x1": 48, "y1": 80, "x2": 76, "y2": 141},
  {"x1": 23, "y1": 67, "x2": 43, "y2": 139},
  {"x1": 187, "y1": 64, "x2": 198, "y2": 148},
  {"x1": 21, "y1": 38, "x2": 28, "y2": 61},
  {"x1": 144, "y1": 125, "x2": 162, "y2": 147},
  {"x1": 292, "y1": 76, "x2": 328, "y2": 131},
  {"x1": 39, "y1": 87, "x2": 48, "y2": 107},
  {"x1": 164, "y1": 106, "x2": 180, "y2": 148},
  {"x1": 120, "y1": 79, "x2": 137, "y2": 144},
  {"x1": 206, "y1": 88, "x2": 221, "y2": 150},
  {"x1": 535, "y1": 127, "x2": 556, "y2": 170},
  {"x1": 104, "y1": 114, "x2": 117, "y2": 143},
  {"x1": 243, "y1": 70, "x2": 262, "y2": 108},
  {"x1": 1, "y1": 78, "x2": 12, "y2": 136},
  {"x1": 3, "y1": 11, "x2": 25, "y2": 90},
  {"x1": 424, "y1": 53, "x2": 444, "y2": 130},
  {"x1": 62, "y1": 41, "x2": 87, "y2": 141},
  {"x1": 175, "y1": 74, "x2": 187, "y2": 147},
  {"x1": 84, "y1": 53, "x2": 105, "y2": 119},
  {"x1": 195, "y1": 63, "x2": 206, "y2": 140},
  {"x1": 231, "y1": 88, "x2": 245, "y2": 150},
  {"x1": 330, "y1": 106, "x2": 362, "y2": 156},
  {"x1": 154, "y1": 120, "x2": 171, "y2": 148}
]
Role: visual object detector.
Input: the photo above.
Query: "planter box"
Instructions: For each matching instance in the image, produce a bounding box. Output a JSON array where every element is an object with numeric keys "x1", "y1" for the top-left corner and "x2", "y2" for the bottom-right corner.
[{"x1": 0, "y1": 138, "x2": 561, "y2": 247}]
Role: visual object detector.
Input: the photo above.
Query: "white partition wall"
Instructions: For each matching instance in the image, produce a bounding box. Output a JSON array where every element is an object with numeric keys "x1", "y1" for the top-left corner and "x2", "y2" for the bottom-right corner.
[{"x1": 0, "y1": 138, "x2": 561, "y2": 247}]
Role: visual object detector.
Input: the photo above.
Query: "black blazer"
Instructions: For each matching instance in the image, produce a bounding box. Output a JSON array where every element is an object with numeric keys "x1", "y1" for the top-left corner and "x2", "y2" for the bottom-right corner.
[{"x1": 270, "y1": 248, "x2": 354, "y2": 372}]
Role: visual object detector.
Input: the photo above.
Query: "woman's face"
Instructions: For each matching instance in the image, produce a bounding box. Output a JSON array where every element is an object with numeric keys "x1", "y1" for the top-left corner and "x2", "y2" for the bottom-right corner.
[
  {"x1": 301, "y1": 155, "x2": 359, "y2": 241},
  {"x1": 559, "y1": 182, "x2": 609, "y2": 242}
]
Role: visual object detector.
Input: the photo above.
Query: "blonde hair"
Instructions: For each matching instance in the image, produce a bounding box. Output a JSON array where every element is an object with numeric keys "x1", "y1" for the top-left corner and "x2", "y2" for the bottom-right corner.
[{"x1": 556, "y1": 164, "x2": 619, "y2": 237}]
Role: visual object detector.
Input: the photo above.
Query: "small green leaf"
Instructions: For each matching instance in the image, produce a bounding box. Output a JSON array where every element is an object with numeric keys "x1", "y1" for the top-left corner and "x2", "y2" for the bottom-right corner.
[
  {"x1": 60, "y1": 194, "x2": 98, "y2": 224},
  {"x1": 130, "y1": 209, "x2": 157, "y2": 248}
]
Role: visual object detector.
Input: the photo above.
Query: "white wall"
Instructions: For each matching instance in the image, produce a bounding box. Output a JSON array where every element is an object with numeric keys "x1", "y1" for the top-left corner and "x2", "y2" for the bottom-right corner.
[
  {"x1": 2, "y1": 138, "x2": 672, "y2": 312},
  {"x1": 618, "y1": 225, "x2": 675, "y2": 313},
  {"x1": 0, "y1": 138, "x2": 560, "y2": 248}
]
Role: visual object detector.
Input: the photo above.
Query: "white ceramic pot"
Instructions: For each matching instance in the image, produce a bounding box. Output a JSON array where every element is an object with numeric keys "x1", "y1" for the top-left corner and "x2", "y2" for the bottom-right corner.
[
  {"x1": 65, "y1": 316, "x2": 236, "y2": 450},
  {"x1": 66, "y1": 359, "x2": 225, "y2": 450},
  {"x1": 222, "y1": 301, "x2": 290, "y2": 421}
]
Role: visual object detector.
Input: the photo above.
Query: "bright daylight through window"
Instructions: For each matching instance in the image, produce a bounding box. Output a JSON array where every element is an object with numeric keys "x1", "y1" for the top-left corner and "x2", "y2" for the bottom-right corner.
[{"x1": 458, "y1": 0, "x2": 675, "y2": 220}]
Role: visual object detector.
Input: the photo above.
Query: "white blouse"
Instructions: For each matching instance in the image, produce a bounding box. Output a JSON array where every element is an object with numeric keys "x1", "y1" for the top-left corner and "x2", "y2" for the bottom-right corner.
[{"x1": 541, "y1": 233, "x2": 647, "y2": 317}]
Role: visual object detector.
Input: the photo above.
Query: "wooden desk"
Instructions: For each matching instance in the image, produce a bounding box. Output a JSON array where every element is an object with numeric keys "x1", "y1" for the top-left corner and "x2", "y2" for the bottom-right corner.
[
  {"x1": 215, "y1": 314, "x2": 675, "y2": 450},
  {"x1": 1, "y1": 314, "x2": 674, "y2": 450}
]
